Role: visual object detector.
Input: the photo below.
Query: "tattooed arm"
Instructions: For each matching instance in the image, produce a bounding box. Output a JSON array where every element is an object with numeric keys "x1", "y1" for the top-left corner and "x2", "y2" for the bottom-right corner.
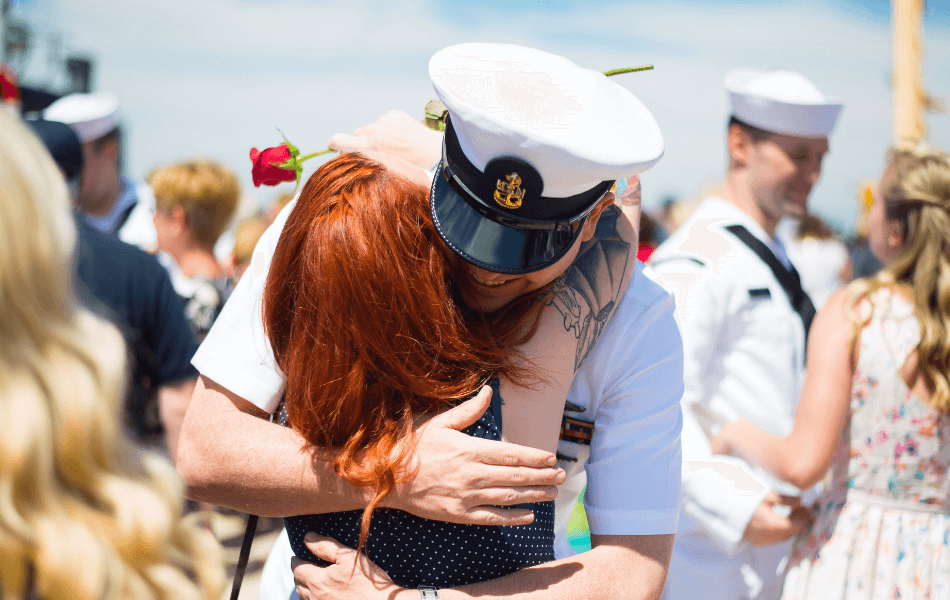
[
  {"x1": 500, "y1": 183, "x2": 640, "y2": 454},
  {"x1": 616, "y1": 174, "x2": 643, "y2": 225},
  {"x1": 548, "y1": 177, "x2": 639, "y2": 370}
]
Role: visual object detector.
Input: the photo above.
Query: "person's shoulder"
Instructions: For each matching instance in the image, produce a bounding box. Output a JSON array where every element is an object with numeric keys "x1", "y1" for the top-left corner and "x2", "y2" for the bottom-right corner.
[
  {"x1": 575, "y1": 263, "x2": 684, "y2": 408},
  {"x1": 77, "y1": 219, "x2": 166, "y2": 280},
  {"x1": 601, "y1": 262, "x2": 677, "y2": 339},
  {"x1": 650, "y1": 197, "x2": 745, "y2": 270}
]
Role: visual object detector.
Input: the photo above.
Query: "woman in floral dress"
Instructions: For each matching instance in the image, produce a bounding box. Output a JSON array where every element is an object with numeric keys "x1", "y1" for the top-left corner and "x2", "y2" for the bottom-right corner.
[{"x1": 712, "y1": 141, "x2": 950, "y2": 599}]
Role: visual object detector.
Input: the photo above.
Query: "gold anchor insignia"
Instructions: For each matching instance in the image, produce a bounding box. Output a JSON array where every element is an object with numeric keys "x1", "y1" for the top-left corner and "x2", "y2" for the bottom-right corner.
[{"x1": 494, "y1": 172, "x2": 526, "y2": 209}]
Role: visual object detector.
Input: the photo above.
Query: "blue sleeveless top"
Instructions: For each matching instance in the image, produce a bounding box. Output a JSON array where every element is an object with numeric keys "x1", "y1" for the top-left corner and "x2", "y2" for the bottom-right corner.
[{"x1": 284, "y1": 381, "x2": 555, "y2": 589}]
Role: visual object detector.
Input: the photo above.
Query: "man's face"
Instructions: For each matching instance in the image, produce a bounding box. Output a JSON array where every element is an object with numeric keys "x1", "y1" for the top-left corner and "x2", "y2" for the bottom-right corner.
[
  {"x1": 367, "y1": 149, "x2": 612, "y2": 313},
  {"x1": 453, "y1": 196, "x2": 611, "y2": 313},
  {"x1": 77, "y1": 138, "x2": 116, "y2": 212},
  {"x1": 746, "y1": 133, "x2": 829, "y2": 221}
]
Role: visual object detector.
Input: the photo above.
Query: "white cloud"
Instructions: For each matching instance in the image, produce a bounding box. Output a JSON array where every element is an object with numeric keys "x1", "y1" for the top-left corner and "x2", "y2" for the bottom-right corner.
[{"x1": 24, "y1": 0, "x2": 950, "y2": 229}]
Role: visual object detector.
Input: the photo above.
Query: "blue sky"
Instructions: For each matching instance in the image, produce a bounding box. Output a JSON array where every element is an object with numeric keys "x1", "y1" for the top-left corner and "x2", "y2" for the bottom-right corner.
[{"x1": 12, "y1": 0, "x2": 950, "y2": 232}]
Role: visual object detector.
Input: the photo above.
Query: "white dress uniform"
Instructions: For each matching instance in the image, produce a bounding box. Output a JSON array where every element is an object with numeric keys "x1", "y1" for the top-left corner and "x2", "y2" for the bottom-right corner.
[{"x1": 647, "y1": 197, "x2": 808, "y2": 600}]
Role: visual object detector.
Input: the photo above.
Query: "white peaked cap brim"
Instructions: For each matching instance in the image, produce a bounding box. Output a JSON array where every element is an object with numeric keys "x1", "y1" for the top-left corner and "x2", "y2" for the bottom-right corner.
[
  {"x1": 44, "y1": 92, "x2": 120, "y2": 143},
  {"x1": 725, "y1": 69, "x2": 843, "y2": 138},
  {"x1": 429, "y1": 43, "x2": 664, "y2": 198}
]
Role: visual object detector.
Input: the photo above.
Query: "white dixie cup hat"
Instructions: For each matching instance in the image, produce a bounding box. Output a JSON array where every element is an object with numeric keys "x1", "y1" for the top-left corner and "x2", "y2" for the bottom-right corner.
[
  {"x1": 725, "y1": 69, "x2": 843, "y2": 138},
  {"x1": 44, "y1": 91, "x2": 120, "y2": 144},
  {"x1": 428, "y1": 42, "x2": 664, "y2": 274}
]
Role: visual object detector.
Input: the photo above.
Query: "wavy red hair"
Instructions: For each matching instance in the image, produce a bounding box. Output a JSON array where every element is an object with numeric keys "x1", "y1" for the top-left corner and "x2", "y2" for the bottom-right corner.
[{"x1": 263, "y1": 153, "x2": 545, "y2": 549}]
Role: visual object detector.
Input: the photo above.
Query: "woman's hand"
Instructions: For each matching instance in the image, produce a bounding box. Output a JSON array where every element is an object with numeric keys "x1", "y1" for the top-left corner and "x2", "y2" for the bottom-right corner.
[{"x1": 291, "y1": 533, "x2": 411, "y2": 600}]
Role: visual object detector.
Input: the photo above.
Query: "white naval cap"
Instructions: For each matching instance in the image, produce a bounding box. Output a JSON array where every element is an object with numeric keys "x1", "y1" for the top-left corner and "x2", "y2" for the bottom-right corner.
[
  {"x1": 44, "y1": 92, "x2": 120, "y2": 143},
  {"x1": 725, "y1": 69, "x2": 842, "y2": 138},
  {"x1": 429, "y1": 43, "x2": 664, "y2": 198},
  {"x1": 427, "y1": 43, "x2": 664, "y2": 274}
]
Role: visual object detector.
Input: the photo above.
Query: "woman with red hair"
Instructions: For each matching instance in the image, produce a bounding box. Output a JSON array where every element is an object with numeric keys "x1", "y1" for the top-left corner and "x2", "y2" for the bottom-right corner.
[{"x1": 262, "y1": 151, "x2": 634, "y2": 590}]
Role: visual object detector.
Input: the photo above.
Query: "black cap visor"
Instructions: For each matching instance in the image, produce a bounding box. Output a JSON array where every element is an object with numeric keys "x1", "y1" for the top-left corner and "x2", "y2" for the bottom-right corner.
[{"x1": 431, "y1": 161, "x2": 596, "y2": 274}]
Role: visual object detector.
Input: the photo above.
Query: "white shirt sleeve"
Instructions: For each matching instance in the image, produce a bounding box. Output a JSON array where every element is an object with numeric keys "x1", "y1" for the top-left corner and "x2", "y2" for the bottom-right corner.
[
  {"x1": 579, "y1": 271, "x2": 684, "y2": 536},
  {"x1": 117, "y1": 182, "x2": 158, "y2": 252},
  {"x1": 191, "y1": 201, "x2": 295, "y2": 413},
  {"x1": 645, "y1": 259, "x2": 770, "y2": 554}
]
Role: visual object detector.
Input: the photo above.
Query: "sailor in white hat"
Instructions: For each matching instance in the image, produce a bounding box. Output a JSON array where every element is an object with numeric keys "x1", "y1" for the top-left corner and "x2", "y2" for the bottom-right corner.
[
  {"x1": 180, "y1": 43, "x2": 684, "y2": 600},
  {"x1": 44, "y1": 92, "x2": 158, "y2": 250},
  {"x1": 647, "y1": 70, "x2": 842, "y2": 600}
]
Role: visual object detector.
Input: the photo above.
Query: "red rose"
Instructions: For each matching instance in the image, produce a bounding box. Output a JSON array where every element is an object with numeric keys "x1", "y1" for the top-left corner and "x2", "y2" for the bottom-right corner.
[{"x1": 249, "y1": 144, "x2": 297, "y2": 187}]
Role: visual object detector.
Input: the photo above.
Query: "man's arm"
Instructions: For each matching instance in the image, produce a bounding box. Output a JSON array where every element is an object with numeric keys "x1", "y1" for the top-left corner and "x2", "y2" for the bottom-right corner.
[
  {"x1": 291, "y1": 533, "x2": 673, "y2": 600},
  {"x1": 177, "y1": 376, "x2": 565, "y2": 523}
]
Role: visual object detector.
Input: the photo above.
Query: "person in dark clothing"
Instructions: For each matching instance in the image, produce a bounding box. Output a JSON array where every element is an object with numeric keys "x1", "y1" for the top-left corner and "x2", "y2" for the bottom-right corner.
[
  {"x1": 74, "y1": 219, "x2": 199, "y2": 445},
  {"x1": 25, "y1": 117, "x2": 198, "y2": 457}
]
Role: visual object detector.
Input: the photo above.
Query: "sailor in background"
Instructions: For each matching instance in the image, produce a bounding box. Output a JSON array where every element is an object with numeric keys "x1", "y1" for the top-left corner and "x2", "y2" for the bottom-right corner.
[
  {"x1": 44, "y1": 92, "x2": 159, "y2": 251},
  {"x1": 646, "y1": 69, "x2": 843, "y2": 600}
]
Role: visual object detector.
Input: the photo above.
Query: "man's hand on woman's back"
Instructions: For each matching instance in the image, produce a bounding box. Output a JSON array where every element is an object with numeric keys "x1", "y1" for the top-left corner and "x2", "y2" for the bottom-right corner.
[{"x1": 387, "y1": 384, "x2": 565, "y2": 526}]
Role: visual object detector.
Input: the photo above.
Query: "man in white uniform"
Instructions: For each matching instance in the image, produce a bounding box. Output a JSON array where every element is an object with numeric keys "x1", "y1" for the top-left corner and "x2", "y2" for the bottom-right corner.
[
  {"x1": 179, "y1": 43, "x2": 684, "y2": 599},
  {"x1": 647, "y1": 70, "x2": 843, "y2": 600}
]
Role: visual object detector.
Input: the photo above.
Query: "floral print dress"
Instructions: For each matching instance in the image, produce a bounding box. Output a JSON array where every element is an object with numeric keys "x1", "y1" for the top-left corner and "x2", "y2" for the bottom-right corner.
[{"x1": 781, "y1": 288, "x2": 950, "y2": 600}]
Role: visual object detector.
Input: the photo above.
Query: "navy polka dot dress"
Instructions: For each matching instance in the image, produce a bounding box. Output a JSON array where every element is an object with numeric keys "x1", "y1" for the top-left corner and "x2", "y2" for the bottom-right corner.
[{"x1": 284, "y1": 380, "x2": 555, "y2": 589}]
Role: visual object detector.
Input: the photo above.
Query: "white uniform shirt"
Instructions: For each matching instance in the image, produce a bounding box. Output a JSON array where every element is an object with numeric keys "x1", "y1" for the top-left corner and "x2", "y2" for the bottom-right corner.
[
  {"x1": 646, "y1": 197, "x2": 807, "y2": 600},
  {"x1": 194, "y1": 200, "x2": 684, "y2": 598}
]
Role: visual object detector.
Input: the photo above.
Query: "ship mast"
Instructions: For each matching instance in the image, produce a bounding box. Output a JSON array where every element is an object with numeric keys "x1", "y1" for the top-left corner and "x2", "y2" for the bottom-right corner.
[{"x1": 892, "y1": 0, "x2": 926, "y2": 141}]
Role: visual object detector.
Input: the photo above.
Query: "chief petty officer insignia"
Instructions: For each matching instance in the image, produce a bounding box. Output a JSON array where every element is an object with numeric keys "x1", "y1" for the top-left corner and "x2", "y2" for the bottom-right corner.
[{"x1": 494, "y1": 172, "x2": 525, "y2": 209}]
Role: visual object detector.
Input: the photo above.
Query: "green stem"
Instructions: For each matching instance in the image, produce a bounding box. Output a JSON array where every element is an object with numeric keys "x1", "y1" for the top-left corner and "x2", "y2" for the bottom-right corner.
[
  {"x1": 298, "y1": 148, "x2": 334, "y2": 162},
  {"x1": 604, "y1": 65, "x2": 654, "y2": 77}
]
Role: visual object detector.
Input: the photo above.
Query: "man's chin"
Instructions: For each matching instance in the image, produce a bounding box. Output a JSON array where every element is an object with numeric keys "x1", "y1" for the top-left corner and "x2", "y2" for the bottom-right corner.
[{"x1": 783, "y1": 195, "x2": 810, "y2": 218}]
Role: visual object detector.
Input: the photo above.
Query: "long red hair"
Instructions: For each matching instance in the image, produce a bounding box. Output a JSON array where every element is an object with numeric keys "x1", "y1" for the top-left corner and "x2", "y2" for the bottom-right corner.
[{"x1": 263, "y1": 153, "x2": 544, "y2": 548}]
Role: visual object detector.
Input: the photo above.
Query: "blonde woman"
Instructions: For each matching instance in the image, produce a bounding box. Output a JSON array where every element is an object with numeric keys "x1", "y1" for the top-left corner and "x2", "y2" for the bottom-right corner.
[
  {"x1": 0, "y1": 110, "x2": 224, "y2": 600},
  {"x1": 712, "y1": 141, "x2": 950, "y2": 598}
]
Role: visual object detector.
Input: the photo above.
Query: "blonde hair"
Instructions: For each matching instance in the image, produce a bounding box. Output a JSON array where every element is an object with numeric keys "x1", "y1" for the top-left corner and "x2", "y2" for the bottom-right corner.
[
  {"x1": 0, "y1": 111, "x2": 225, "y2": 599},
  {"x1": 848, "y1": 140, "x2": 950, "y2": 411},
  {"x1": 148, "y1": 160, "x2": 240, "y2": 250},
  {"x1": 231, "y1": 215, "x2": 269, "y2": 269}
]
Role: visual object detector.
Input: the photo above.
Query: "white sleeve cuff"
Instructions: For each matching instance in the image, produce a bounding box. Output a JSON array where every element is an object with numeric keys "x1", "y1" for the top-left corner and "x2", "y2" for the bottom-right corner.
[
  {"x1": 586, "y1": 505, "x2": 681, "y2": 536},
  {"x1": 680, "y1": 460, "x2": 770, "y2": 554}
]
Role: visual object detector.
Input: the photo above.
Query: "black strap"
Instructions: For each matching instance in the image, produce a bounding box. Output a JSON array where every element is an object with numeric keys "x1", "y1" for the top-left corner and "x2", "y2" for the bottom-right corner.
[
  {"x1": 230, "y1": 513, "x2": 259, "y2": 600},
  {"x1": 725, "y1": 225, "x2": 816, "y2": 357},
  {"x1": 114, "y1": 201, "x2": 138, "y2": 234},
  {"x1": 230, "y1": 404, "x2": 287, "y2": 600},
  {"x1": 24, "y1": 560, "x2": 39, "y2": 600}
]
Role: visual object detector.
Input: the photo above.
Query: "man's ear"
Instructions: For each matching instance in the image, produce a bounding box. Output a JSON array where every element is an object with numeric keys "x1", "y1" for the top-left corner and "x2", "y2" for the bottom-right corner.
[
  {"x1": 171, "y1": 205, "x2": 188, "y2": 231},
  {"x1": 102, "y1": 137, "x2": 121, "y2": 164},
  {"x1": 727, "y1": 124, "x2": 754, "y2": 167},
  {"x1": 579, "y1": 192, "x2": 616, "y2": 242}
]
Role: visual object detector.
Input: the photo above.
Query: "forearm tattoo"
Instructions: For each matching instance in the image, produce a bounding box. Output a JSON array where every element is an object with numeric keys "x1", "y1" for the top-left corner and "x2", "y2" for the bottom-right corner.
[
  {"x1": 618, "y1": 176, "x2": 642, "y2": 207},
  {"x1": 546, "y1": 206, "x2": 631, "y2": 371}
]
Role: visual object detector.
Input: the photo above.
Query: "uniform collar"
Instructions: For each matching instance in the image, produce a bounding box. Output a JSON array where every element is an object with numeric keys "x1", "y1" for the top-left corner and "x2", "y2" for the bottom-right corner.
[
  {"x1": 699, "y1": 197, "x2": 792, "y2": 269},
  {"x1": 82, "y1": 177, "x2": 139, "y2": 235}
]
